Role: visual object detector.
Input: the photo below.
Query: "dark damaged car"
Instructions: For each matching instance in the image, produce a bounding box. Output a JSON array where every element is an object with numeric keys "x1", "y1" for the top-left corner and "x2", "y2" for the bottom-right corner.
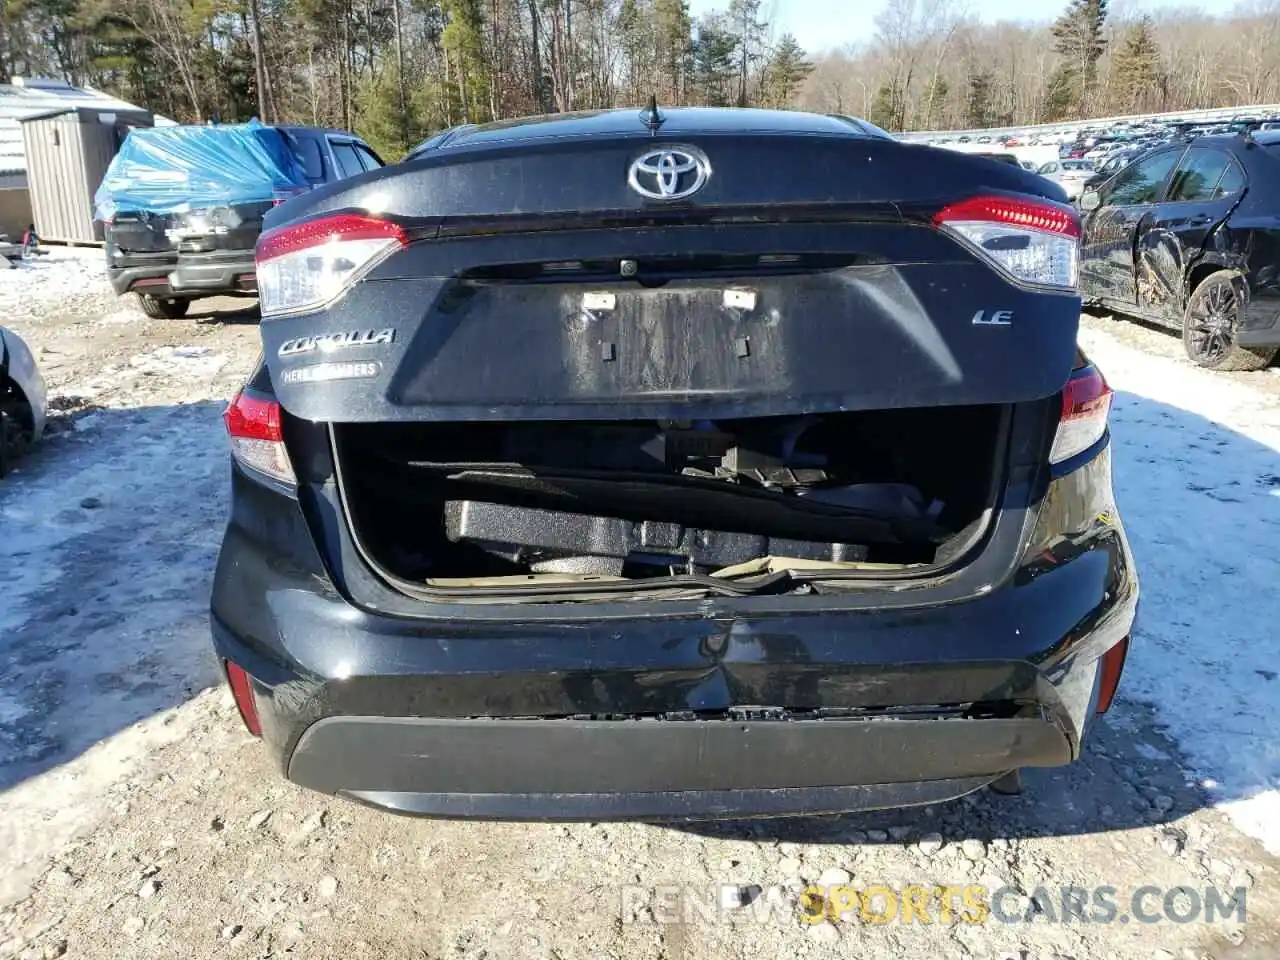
[
  {"x1": 210, "y1": 107, "x2": 1139, "y2": 821},
  {"x1": 1079, "y1": 131, "x2": 1280, "y2": 370}
]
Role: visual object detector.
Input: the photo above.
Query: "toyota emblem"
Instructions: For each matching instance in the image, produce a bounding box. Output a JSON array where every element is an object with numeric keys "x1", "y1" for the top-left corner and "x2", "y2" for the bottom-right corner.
[{"x1": 627, "y1": 146, "x2": 711, "y2": 201}]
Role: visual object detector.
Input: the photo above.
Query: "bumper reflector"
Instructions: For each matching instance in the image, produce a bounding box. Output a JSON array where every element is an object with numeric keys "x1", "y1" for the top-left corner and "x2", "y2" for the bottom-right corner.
[
  {"x1": 225, "y1": 661, "x2": 263, "y2": 736},
  {"x1": 1095, "y1": 636, "x2": 1129, "y2": 714}
]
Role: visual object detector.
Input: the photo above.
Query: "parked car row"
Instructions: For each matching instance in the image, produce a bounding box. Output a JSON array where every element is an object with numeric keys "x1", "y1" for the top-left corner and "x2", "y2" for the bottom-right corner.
[
  {"x1": 1035, "y1": 159, "x2": 1097, "y2": 200},
  {"x1": 966, "y1": 115, "x2": 1280, "y2": 372},
  {"x1": 90, "y1": 110, "x2": 1280, "y2": 381},
  {"x1": 917, "y1": 108, "x2": 1280, "y2": 152}
]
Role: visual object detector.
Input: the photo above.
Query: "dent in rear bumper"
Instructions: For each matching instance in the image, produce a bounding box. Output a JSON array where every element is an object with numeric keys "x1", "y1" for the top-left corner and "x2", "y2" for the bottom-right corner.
[
  {"x1": 210, "y1": 531, "x2": 1134, "y2": 818},
  {"x1": 209, "y1": 436, "x2": 1137, "y2": 817}
]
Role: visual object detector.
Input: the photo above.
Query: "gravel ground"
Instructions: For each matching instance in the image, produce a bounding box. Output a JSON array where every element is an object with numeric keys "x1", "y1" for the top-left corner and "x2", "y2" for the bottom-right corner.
[
  {"x1": 1083, "y1": 307, "x2": 1280, "y2": 401},
  {"x1": 2, "y1": 259, "x2": 1279, "y2": 960}
]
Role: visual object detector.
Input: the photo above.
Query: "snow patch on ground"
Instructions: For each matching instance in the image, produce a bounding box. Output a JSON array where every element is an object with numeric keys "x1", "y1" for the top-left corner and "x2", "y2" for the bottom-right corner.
[
  {"x1": 1133, "y1": 741, "x2": 1173, "y2": 763},
  {"x1": 0, "y1": 249, "x2": 107, "y2": 317},
  {"x1": 130, "y1": 345, "x2": 228, "y2": 378},
  {"x1": 1082, "y1": 325, "x2": 1280, "y2": 855},
  {"x1": 53, "y1": 348, "x2": 231, "y2": 402},
  {"x1": 0, "y1": 401, "x2": 228, "y2": 791},
  {"x1": 92, "y1": 306, "x2": 143, "y2": 326}
]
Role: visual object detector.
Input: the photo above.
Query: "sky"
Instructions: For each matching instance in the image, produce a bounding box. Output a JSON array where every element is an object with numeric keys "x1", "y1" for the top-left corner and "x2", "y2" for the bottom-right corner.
[{"x1": 685, "y1": 0, "x2": 1223, "y2": 56}]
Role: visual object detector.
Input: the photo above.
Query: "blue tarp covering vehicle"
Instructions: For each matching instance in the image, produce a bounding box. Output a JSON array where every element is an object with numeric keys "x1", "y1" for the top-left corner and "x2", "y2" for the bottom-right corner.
[
  {"x1": 97, "y1": 121, "x2": 383, "y2": 318},
  {"x1": 94, "y1": 120, "x2": 310, "y2": 221}
]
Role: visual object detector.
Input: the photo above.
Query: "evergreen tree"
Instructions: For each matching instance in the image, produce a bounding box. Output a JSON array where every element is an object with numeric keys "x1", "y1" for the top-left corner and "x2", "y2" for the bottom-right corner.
[
  {"x1": 652, "y1": 0, "x2": 693, "y2": 103},
  {"x1": 1041, "y1": 64, "x2": 1076, "y2": 122},
  {"x1": 7, "y1": 0, "x2": 1275, "y2": 145},
  {"x1": 440, "y1": 0, "x2": 488, "y2": 123},
  {"x1": 867, "y1": 82, "x2": 898, "y2": 131},
  {"x1": 355, "y1": 64, "x2": 430, "y2": 159},
  {"x1": 691, "y1": 16, "x2": 736, "y2": 106},
  {"x1": 920, "y1": 76, "x2": 948, "y2": 128},
  {"x1": 965, "y1": 71, "x2": 994, "y2": 128},
  {"x1": 1112, "y1": 16, "x2": 1163, "y2": 113},
  {"x1": 617, "y1": 0, "x2": 653, "y2": 101},
  {"x1": 1051, "y1": 0, "x2": 1108, "y2": 117},
  {"x1": 760, "y1": 33, "x2": 811, "y2": 108}
]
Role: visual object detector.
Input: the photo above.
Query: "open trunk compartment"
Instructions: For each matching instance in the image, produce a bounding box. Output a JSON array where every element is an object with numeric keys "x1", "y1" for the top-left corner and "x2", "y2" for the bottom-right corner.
[{"x1": 331, "y1": 404, "x2": 1011, "y2": 599}]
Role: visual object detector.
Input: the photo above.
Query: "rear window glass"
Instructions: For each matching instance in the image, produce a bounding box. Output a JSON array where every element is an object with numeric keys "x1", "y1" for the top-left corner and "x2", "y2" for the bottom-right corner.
[
  {"x1": 288, "y1": 134, "x2": 326, "y2": 182},
  {"x1": 354, "y1": 143, "x2": 383, "y2": 171},
  {"x1": 1214, "y1": 159, "x2": 1246, "y2": 198},
  {"x1": 331, "y1": 141, "x2": 364, "y2": 179},
  {"x1": 1168, "y1": 150, "x2": 1231, "y2": 203}
]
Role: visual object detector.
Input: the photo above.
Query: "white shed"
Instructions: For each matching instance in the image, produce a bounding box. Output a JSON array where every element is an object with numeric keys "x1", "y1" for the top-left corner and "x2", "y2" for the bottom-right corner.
[{"x1": 0, "y1": 78, "x2": 170, "y2": 240}]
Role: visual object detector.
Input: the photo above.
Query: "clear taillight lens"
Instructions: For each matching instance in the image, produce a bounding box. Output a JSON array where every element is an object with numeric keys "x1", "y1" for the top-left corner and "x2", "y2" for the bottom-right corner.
[
  {"x1": 255, "y1": 214, "x2": 407, "y2": 319},
  {"x1": 224, "y1": 389, "x2": 296, "y2": 485},
  {"x1": 1051, "y1": 365, "x2": 1112, "y2": 464},
  {"x1": 934, "y1": 195, "x2": 1080, "y2": 291}
]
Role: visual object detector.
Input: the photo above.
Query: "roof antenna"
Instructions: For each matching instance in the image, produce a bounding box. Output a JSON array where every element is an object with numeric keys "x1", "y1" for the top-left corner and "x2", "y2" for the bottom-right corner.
[{"x1": 640, "y1": 94, "x2": 664, "y2": 133}]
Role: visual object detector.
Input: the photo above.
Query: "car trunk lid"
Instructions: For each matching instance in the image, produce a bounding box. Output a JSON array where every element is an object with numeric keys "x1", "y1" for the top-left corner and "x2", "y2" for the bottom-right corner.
[{"x1": 255, "y1": 127, "x2": 1080, "y2": 422}]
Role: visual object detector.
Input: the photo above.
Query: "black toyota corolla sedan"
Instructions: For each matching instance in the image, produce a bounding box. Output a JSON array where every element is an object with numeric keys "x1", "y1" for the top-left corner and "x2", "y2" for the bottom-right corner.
[
  {"x1": 1078, "y1": 130, "x2": 1280, "y2": 371},
  {"x1": 210, "y1": 106, "x2": 1139, "y2": 821}
]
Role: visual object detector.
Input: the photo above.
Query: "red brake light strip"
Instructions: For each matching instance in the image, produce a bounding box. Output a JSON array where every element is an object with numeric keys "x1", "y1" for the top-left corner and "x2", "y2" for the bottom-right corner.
[
  {"x1": 255, "y1": 213, "x2": 407, "y2": 263},
  {"x1": 934, "y1": 195, "x2": 1081, "y2": 238}
]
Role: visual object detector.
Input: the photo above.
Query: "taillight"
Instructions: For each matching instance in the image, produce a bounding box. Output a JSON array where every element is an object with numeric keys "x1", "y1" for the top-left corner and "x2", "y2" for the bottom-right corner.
[
  {"x1": 224, "y1": 388, "x2": 296, "y2": 485},
  {"x1": 1050, "y1": 365, "x2": 1112, "y2": 464},
  {"x1": 255, "y1": 213, "x2": 407, "y2": 318},
  {"x1": 224, "y1": 661, "x2": 262, "y2": 737},
  {"x1": 934, "y1": 194, "x2": 1080, "y2": 290}
]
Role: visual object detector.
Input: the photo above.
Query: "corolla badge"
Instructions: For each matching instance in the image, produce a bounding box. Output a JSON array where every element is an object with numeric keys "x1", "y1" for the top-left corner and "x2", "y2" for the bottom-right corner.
[
  {"x1": 278, "y1": 328, "x2": 395, "y2": 358},
  {"x1": 628, "y1": 146, "x2": 711, "y2": 201}
]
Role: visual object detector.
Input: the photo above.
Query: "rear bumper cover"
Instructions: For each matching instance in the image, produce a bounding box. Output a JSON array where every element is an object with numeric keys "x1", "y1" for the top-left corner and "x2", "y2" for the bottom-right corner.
[
  {"x1": 286, "y1": 714, "x2": 1072, "y2": 820},
  {"x1": 107, "y1": 250, "x2": 257, "y2": 298},
  {"x1": 210, "y1": 442, "x2": 1138, "y2": 820}
]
